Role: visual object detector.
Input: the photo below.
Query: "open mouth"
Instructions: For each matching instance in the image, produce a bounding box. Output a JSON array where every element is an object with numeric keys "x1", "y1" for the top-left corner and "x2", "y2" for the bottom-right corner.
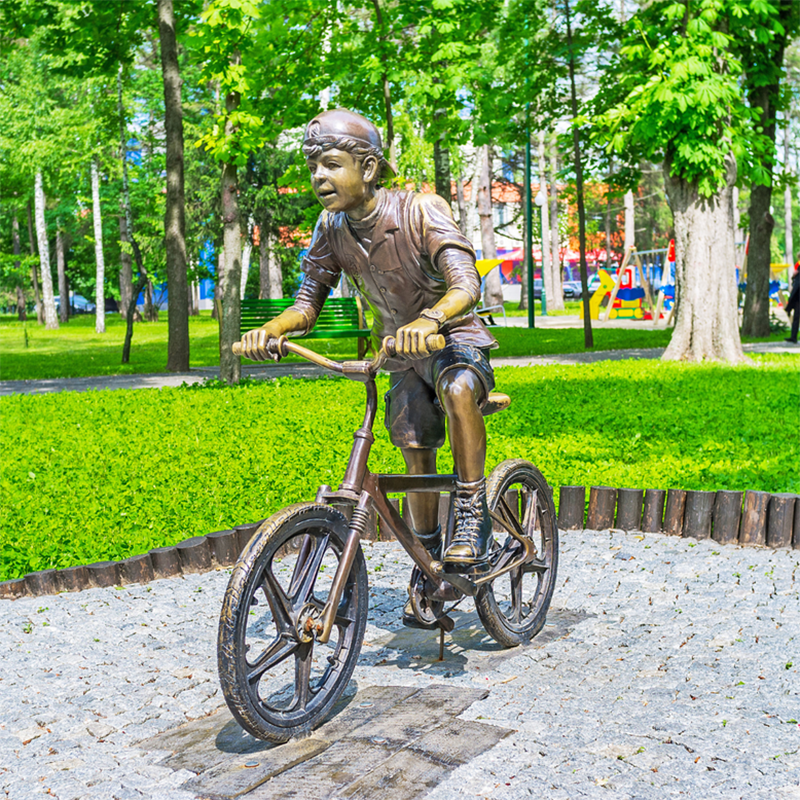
[{"x1": 317, "y1": 189, "x2": 336, "y2": 199}]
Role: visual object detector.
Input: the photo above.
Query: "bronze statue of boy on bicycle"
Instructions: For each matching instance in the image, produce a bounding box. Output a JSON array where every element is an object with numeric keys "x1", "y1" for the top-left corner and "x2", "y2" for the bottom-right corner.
[{"x1": 238, "y1": 108, "x2": 499, "y2": 627}]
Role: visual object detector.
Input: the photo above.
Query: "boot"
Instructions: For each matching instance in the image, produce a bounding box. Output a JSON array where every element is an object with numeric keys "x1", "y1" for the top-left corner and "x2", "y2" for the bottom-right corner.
[
  {"x1": 443, "y1": 477, "x2": 493, "y2": 569},
  {"x1": 402, "y1": 527, "x2": 442, "y2": 630}
]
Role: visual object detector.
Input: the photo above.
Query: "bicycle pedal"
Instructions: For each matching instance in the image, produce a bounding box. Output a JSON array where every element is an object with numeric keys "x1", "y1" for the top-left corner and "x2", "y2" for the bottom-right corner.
[{"x1": 442, "y1": 560, "x2": 491, "y2": 576}]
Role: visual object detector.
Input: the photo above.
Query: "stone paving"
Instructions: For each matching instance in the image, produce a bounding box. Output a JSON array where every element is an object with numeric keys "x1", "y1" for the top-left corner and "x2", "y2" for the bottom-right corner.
[{"x1": 1, "y1": 528, "x2": 799, "y2": 799}]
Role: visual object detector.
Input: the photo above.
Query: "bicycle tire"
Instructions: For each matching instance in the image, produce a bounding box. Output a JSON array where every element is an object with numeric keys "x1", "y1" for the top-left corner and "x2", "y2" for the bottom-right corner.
[
  {"x1": 475, "y1": 459, "x2": 559, "y2": 648},
  {"x1": 218, "y1": 503, "x2": 368, "y2": 741}
]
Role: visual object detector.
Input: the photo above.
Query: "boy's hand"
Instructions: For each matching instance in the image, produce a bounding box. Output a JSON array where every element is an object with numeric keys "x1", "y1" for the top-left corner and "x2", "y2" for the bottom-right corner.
[
  {"x1": 239, "y1": 321, "x2": 284, "y2": 362},
  {"x1": 395, "y1": 317, "x2": 440, "y2": 359}
]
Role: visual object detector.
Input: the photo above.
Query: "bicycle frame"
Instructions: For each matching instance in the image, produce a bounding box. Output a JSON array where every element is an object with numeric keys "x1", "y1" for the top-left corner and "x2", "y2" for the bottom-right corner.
[{"x1": 264, "y1": 336, "x2": 535, "y2": 644}]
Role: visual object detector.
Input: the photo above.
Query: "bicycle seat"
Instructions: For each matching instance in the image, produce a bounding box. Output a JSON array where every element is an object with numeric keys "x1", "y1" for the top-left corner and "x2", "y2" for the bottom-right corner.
[{"x1": 482, "y1": 392, "x2": 511, "y2": 417}]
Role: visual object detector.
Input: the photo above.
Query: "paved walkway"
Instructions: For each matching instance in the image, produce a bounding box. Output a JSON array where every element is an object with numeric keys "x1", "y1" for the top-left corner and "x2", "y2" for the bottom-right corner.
[
  {"x1": 2, "y1": 529, "x2": 798, "y2": 799},
  {"x1": 0, "y1": 341, "x2": 794, "y2": 396}
]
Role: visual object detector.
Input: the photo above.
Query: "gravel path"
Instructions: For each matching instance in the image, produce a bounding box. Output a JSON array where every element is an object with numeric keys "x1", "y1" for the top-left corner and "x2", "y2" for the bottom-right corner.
[
  {"x1": 2, "y1": 529, "x2": 799, "y2": 800},
  {"x1": 0, "y1": 341, "x2": 794, "y2": 396}
]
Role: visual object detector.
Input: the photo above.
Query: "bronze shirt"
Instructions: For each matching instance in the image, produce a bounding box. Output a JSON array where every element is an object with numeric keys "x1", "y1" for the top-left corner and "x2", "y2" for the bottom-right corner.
[{"x1": 297, "y1": 188, "x2": 497, "y2": 365}]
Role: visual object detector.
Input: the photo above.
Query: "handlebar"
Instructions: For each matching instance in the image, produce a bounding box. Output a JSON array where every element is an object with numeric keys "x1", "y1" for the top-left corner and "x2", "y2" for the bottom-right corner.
[{"x1": 231, "y1": 333, "x2": 445, "y2": 379}]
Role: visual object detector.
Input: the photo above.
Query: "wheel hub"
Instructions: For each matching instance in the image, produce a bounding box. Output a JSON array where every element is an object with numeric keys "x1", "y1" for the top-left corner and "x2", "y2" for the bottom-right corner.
[{"x1": 296, "y1": 603, "x2": 320, "y2": 643}]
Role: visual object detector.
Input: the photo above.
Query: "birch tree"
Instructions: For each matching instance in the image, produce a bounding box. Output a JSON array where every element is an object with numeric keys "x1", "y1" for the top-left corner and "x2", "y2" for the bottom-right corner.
[
  {"x1": 91, "y1": 158, "x2": 105, "y2": 333},
  {"x1": 33, "y1": 171, "x2": 58, "y2": 329},
  {"x1": 477, "y1": 144, "x2": 504, "y2": 308}
]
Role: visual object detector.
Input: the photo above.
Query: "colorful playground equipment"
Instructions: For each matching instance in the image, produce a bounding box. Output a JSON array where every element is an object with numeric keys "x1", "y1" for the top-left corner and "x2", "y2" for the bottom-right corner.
[{"x1": 581, "y1": 245, "x2": 669, "y2": 323}]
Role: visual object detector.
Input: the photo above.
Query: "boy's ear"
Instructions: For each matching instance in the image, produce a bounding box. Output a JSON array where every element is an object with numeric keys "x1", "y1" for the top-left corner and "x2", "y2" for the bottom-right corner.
[{"x1": 361, "y1": 154, "x2": 379, "y2": 184}]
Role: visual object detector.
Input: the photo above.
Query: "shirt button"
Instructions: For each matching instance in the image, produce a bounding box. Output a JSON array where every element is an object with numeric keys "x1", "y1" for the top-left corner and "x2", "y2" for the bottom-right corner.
[
  {"x1": 370, "y1": 264, "x2": 376, "y2": 271},
  {"x1": 380, "y1": 287, "x2": 386, "y2": 293}
]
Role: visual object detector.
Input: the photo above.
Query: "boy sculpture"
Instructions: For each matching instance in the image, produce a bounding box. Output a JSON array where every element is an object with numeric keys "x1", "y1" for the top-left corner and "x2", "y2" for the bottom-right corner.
[{"x1": 239, "y1": 109, "x2": 498, "y2": 627}]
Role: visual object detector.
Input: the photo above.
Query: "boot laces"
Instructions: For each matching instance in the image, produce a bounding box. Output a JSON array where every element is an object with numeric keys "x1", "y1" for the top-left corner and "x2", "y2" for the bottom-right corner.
[{"x1": 452, "y1": 491, "x2": 484, "y2": 545}]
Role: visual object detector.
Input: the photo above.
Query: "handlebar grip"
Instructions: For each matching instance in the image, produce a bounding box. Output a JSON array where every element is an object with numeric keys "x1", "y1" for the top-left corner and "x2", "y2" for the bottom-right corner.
[
  {"x1": 232, "y1": 342, "x2": 243, "y2": 356},
  {"x1": 383, "y1": 333, "x2": 446, "y2": 357}
]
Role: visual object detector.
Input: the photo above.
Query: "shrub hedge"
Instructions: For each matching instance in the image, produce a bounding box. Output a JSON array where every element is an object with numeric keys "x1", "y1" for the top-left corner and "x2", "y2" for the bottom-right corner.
[{"x1": 0, "y1": 354, "x2": 796, "y2": 581}]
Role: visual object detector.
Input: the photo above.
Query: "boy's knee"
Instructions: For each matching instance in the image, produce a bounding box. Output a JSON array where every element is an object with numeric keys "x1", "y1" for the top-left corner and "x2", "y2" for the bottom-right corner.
[{"x1": 439, "y1": 370, "x2": 482, "y2": 410}]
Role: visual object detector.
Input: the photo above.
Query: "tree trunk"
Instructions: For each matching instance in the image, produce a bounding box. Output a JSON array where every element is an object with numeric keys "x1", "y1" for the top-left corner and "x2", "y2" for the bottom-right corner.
[
  {"x1": 158, "y1": 0, "x2": 190, "y2": 371},
  {"x1": 56, "y1": 221, "x2": 68, "y2": 324},
  {"x1": 564, "y1": 0, "x2": 592, "y2": 347},
  {"x1": 624, "y1": 190, "x2": 635, "y2": 254},
  {"x1": 258, "y1": 228, "x2": 270, "y2": 299},
  {"x1": 662, "y1": 156, "x2": 745, "y2": 362},
  {"x1": 34, "y1": 171, "x2": 58, "y2": 330},
  {"x1": 537, "y1": 130, "x2": 561, "y2": 312},
  {"x1": 91, "y1": 159, "x2": 105, "y2": 332},
  {"x1": 455, "y1": 175, "x2": 468, "y2": 236},
  {"x1": 549, "y1": 136, "x2": 560, "y2": 291},
  {"x1": 12, "y1": 212, "x2": 26, "y2": 321},
  {"x1": 743, "y1": 178, "x2": 775, "y2": 337},
  {"x1": 519, "y1": 143, "x2": 529, "y2": 312},
  {"x1": 268, "y1": 242, "x2": 283, "y2": 299},
  {"x1": 27, "y1": 200, "x2": 43, "y2": 324},
  {"x1": 241, "y1": 219, "x2": 253, "y2": 299},
  {"x1": 433, "y1": 134, "x2": 452, "y2": 202},
  {"x1": 477, "y1": 144, "x2": 503, "y2": 309},
  {"x1": 220, "y1": 160, "x2": 242, "y2": 383},
  {"x1": 118, "y1": 65, "x2": 150, "y2": 364},
  {"x1": 371, "y1": 0, "x2": 396, "y2": 171},
  {"x1": 118, "y1": 210, "x2": 132, "y2": 318},
  {"x1": 785, "y1": 127, "x2": 793, "y2": 267},
  {"x1": 742, "y1": 77, "x2": 783, "y2": 337},
  {"x1": 605, "y1": 189, "x2": 612, "y2": 268},
  {"x1": 145, "y1": 280, "x2": 159, "y2": 321}
]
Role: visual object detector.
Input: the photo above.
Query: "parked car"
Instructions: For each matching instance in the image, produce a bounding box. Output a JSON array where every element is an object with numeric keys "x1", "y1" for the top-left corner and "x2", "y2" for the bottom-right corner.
[
  {"x1": 562, "y1": 280, "x2": 583, "y2": 300},
  {"x1": 49, "y1": 295, "x2": 96, "y2": 314}
]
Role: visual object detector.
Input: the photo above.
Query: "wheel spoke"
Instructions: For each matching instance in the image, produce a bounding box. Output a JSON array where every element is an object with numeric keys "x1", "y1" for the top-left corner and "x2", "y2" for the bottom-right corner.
[
  {"x1": 261, "y1": 568, "x2": 294, "y2": 634},
  {"x1": 247, "y1": 635, "x2": 298, "y2": 684},
  {"x1": 492, "y1": 496, "x2": 526, "y2": 542},
  {"x1": 521, "y1": 489, "x2": 539, "y2": 540},
  {"x1": 510, "y1": 567, "x2": 523, "y2": 623},
  {"x1": 289, "y1": 534, "x2": 331, "y2": 607},
  {"x1": 290, "y1": 642, "x2": 314, "y2": 712},
  {"x1": 524, "y1": 558, "x2": 549, "y2": 574},
  {"x1": 287, "y1": 534, "x2": 313, "y2": 596}
]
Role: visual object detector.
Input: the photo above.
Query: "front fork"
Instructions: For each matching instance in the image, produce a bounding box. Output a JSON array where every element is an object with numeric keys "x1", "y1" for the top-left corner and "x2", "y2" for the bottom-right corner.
[{"x1": 312, "y1": 476, "x2": 476, "y2": 644}]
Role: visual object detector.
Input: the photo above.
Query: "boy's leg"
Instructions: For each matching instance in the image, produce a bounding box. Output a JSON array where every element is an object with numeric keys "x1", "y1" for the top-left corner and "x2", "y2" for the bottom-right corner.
[
  {"x1": 401, "y1": 448, "x2": 442, "y2": 629},
  {"x1": 401, "y1": 448, "x2": 440, "y2": 543},
  {"x1": 438, "y1": 368, "x2": 492, "y2": 567}
]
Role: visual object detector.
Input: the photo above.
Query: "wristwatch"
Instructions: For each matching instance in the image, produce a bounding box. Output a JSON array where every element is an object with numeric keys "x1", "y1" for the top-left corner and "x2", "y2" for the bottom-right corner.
[{"x1": 419, "y1": 308, "x2": 447, "y2": 328}]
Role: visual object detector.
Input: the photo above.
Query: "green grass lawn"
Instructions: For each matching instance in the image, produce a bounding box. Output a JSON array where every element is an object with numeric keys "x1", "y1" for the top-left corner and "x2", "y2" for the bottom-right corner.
[
  {"x1": 0, "y1": 353, "x2": 796, "y2": 581},
  {"x1": 0, "y1": 311, "x2": 691, "y2": 381}
]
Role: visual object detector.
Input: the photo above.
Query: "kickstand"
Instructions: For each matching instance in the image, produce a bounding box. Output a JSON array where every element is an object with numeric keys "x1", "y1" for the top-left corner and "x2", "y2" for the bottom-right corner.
[
  {"x1": 438, "y1": 626, "x2": 445, "y2": 661},
  {"x1": 435, "y1": 613, "x2": 454, "y2": 662}
]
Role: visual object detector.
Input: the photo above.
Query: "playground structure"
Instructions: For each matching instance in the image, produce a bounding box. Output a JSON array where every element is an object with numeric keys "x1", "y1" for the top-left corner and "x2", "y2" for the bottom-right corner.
[{"x1": 581, "y1": 245, "x2": 674, "y2": 325}]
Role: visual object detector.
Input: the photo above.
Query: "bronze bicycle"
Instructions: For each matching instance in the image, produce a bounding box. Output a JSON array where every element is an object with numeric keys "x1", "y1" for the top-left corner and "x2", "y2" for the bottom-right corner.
[{"x1": 218, "y1": 335, "x2": 559, "y2": 742}]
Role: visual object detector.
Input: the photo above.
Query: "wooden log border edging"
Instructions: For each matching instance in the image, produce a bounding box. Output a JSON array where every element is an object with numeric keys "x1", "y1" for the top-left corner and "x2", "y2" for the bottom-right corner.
[
  {"x1": 556, "y1": 484, "x2": 798, "y2": 553},
  {"x1": 3, "y1": 484, "x2": 798, "y2": 601}
]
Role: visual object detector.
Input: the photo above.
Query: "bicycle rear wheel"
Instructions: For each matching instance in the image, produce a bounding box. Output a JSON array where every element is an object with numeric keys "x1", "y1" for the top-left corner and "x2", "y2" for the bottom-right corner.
[
  {"x1": 475, "y1": 459, "x2": 559, "y2": 647},
  {"x1": 218, "y1": 503, "x2": 368, "y2": 741}
]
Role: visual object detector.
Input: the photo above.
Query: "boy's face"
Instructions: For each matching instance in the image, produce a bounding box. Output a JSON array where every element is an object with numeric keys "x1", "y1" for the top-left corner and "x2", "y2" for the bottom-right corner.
[{"x1": 307, "y1": 148, "x2": 373, "y2": 214}]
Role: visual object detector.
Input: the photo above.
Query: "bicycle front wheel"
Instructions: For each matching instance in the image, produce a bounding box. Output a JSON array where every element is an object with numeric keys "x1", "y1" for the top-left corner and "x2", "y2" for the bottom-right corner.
[
  {"x1": 475, "y1": 459, "x2": 559, "y2": 648},
  {"x1": 218, "y1": 503, "x2": 368, "y2": 741}
]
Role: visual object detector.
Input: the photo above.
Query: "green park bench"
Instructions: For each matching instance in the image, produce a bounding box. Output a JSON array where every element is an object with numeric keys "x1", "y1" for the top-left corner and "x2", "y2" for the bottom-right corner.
[{"x1": 240, "y1": 297, "x2": 372, "y2": 359}]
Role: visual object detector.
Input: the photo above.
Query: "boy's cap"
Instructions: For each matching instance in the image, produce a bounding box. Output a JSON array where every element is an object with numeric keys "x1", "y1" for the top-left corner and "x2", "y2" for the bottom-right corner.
[{"x1": 303, "y1": 108, "x2": 384, "y2": 152}]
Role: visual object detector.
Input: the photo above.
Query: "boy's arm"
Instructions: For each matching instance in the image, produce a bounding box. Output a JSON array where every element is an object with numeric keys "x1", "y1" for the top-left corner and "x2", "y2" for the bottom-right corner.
[
  {"x1": 238, "y1": 277, "x2": 329, "y2": 361},
  {"x1": 396, "y1": 245, "x2": 481, "y2": 358}
]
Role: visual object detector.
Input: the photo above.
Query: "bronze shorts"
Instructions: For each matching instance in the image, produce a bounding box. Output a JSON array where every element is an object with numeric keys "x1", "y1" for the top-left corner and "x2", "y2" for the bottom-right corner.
[{"x1": 384, "y1": 343, "x2": 495, "y2": 450}]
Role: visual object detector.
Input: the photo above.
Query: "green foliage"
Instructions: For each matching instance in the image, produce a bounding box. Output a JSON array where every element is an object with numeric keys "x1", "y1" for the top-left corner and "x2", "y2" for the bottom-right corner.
[
  {"x1": 1, "y1": 355, "x2": 795, "y2": 581},
  {"x1": 592, "y1": 0, "x2": 791, "y2": 196}
]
